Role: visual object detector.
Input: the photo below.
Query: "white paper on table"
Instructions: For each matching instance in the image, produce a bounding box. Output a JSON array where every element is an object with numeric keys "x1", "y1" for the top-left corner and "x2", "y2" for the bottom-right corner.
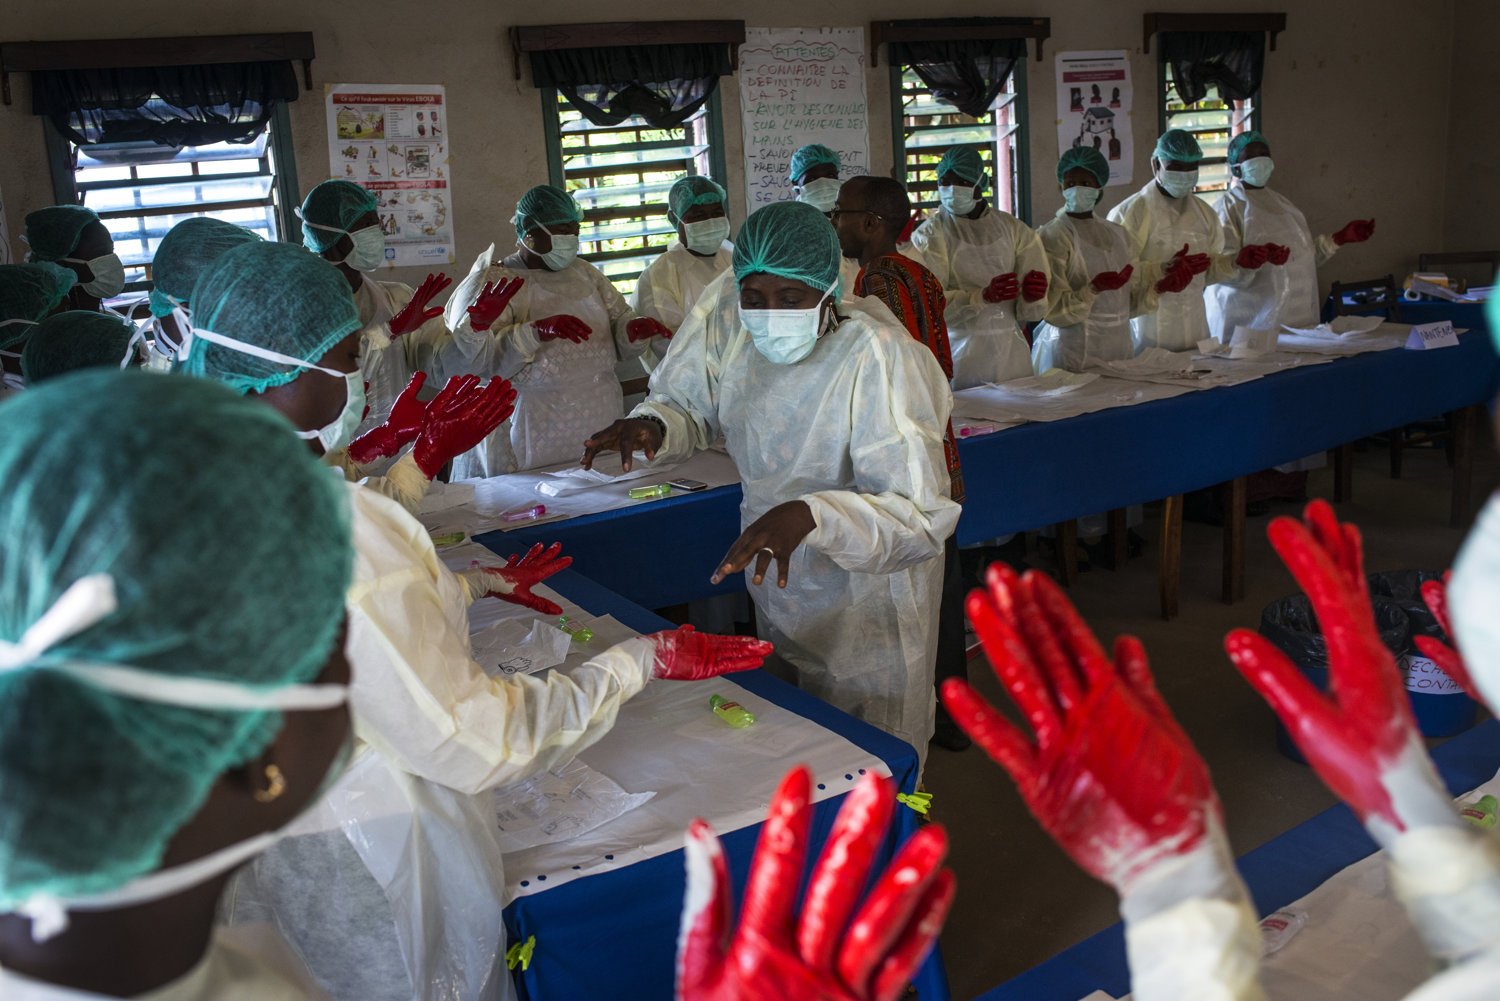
[
  {"x1": 469, "y1": 618, "x2": 573, "y2": 678},
  {"x1": 417, "y1": 480, "x2": 476, "y2": 515},
  {"x1": 1091, "y1": 347, "x2": 1198, "y2": 377},
  {"x1": 952, "y1": 376, "x2": 1195, "y2": 425},
  {"x1": 533, "y1": 451, "x2": 665, "y2": 497},
  {"x1": 1281, "y1": 315, "x2": 1385, "y2": 339},
  {"x1": 1277, "y1": 323, "x2": 1417, "y2": 356},
  {"x1": 492, "y1": 758, "x2": 656, "y2": 854},
  {"x1": 1197, "y1": 336, "x2": 1231, "y2": 357},
  {"x1": 1229, "y1": 325, "x2": 1279, "y2": 359},
  {"x1": 996, "y1": 369, "x2": 1101, "y2": 396}
]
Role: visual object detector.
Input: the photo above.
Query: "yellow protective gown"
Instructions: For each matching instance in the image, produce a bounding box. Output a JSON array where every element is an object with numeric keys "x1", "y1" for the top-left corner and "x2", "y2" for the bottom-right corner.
[
  {"x1": 630, "y1": 240, "x2": 732, "y2": 371},
  {"x1": 1207, "y1": 181, "x2": 1339, "y2": 333}
]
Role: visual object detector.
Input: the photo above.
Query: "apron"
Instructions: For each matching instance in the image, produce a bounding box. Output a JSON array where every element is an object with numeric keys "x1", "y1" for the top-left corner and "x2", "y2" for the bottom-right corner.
[{"x1": 1033, "y1": 215, "x2": 1133, "y2": 372}]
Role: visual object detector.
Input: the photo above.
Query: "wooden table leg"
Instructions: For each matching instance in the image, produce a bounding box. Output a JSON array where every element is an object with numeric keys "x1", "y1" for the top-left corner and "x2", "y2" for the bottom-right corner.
[
  {"x1": 1222, "y1": 477, "x2": 1246, "y2": 605},
  {"x1": 1332, "y1": 444, "x2": 1354, "y2": 502},
  {"x1": 1109, "y1": 508, "x2": 1128, "y2": 571},
  {"x1": 1055, "y1": 519, "x2": 1079, "y2": 588},
  {"x1": 1159, "y1": 496, "x2": 1182, "y2": 620},
  {"x1": 1452, "y1": 405, "x2": 1477, "y2": 528}
]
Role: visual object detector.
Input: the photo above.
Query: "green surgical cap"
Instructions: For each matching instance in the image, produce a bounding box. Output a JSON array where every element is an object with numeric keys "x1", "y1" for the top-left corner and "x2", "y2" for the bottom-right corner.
[
  {"x1": 513, "y1": 185, "x2": 584, "y2": 240},
  {"x1": 667, "y1": 175, "x2": 727, "y2": 226},
  {"x1": 151, "y1": 218, "x2": 263, "y2": 317},
  {"x1": 23, "y1": 205, "x2": 102, "y2": 263},
  {"x1": 300, "y1": 180, "x2": 380, "y2": 253},
  {"x1": 21, "y1": 311, "x2": 136, "y2": 385},
  {"x1": 788, "y1": 144, "x2": 841, "y2": 184},
  {"x1": 179, "y1": 241, "x2": 360, "y2": 394},
  {"x1": 937, "y1": 147, "x2": 987, "y2": 189},
  {"x1": 1057, "y1": 146, "x2": 1111, "y2": 187},
  {"x1": 1488, "y1": 278, "x2": 1500, "y2": 354},
  {"x1": 0, "y1": 263, "x2": 74, "y2": 350},
  {"x1": 1154, "y1": 128, "x2": 1204, "y2": 165},
  {"x1": 1227, "y1": 130, "x2": 1270, "y2": 163},
  {"x1": 731, "y1": 201, "x2": 841, "y2": 297},
  {"x1": 0, "y1": 369, "x2": 351, "y2": 908}
]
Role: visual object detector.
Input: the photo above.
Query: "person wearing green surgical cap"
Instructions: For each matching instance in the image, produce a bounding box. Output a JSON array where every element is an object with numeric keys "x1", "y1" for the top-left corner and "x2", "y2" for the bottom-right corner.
[
  {"x1": 299, "y1": 180, "x2": 457, "y2": 450},
  {"x1": 583, "y1": 200, "x2": 960, "y2": 766},
  {"x1": 788, "y1": 143, "x2": 842, "y2": 213},
  {"x1": 147, "y1": 217, "x2": 261, "y2": 369},
  {"x1": 440, "y1": 183, "x2": 670, "y2": 474},
  {"x1": 0, "y1": 369, "x2": 354, "y2": 999},
  {"x1": 20, "y1": 310, "x2": 143, "y2": 384},
  {"x1": 0, "y1": 262, "x2": 74, "y2": 397},
  {"x1": 23, "y1": 205, "x2": 125, "y2": 313},
  {"x1": 909, "y1": 145, "x2": 1051, "y2": 389},
  {"x1": 631, "y1": 175, "x2": 734, "y2": 372}
]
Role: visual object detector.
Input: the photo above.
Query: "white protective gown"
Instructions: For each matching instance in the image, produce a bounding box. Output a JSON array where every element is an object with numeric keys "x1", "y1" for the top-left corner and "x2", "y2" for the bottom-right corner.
[
  {"x1": 634, "y1": 273, "x2": 960, "y2": 759},
  {"x1": 322, "y1": 448, "x2": 430, "y2": 516},
  {"x1": 1207, "y1": 181, "x2": 1340, "y2": 333},
  {"x1": 352, "y1": 276, "x2": 449, "y2": 441},
  {"x1": 440, "y1": 248, "x2": 643, "y2": 476},
  {"x1": 630, "y1": 240, "x2": 732, "y2": 371},
  {"x1": 1032, "y1": 207, "x2": 1160, "y2": 373},
  {"x1": 223, "y1": 483, "x2": 664, "y2": 1001},
  {"x1": 909, "y1": 204, "x2": 1049, "y2": 389},
  {"x1": 1109, "y1": 180, "x2": 1237, "y2": 351}
]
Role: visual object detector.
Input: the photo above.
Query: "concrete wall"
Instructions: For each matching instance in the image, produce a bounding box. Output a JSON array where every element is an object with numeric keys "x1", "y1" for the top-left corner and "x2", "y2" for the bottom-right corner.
[{"x1": 0, "y1": 0, "x2": 1480, "y2": 299}]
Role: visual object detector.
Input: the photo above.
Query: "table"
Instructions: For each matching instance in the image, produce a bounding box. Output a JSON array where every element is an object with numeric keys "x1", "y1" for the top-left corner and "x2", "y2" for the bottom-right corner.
[
  {"x1": 486, "y1": 568, "x2": 950, "y2": 1001},
  {"x1": 973, "y1": 718, "x2": 1500, "y2": 1001}
]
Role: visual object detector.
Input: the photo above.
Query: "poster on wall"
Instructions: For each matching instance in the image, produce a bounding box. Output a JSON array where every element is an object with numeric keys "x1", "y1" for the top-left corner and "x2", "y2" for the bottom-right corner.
[
  {"x1": 1054, "y1": 51, "x2": 1133, "y2": 187},
  {"x1": 738, "y1": 27, "x2": 869, "y2": 216},
  {"x1": 325, "y1": 83, "x2": 454, "y2": 268}
]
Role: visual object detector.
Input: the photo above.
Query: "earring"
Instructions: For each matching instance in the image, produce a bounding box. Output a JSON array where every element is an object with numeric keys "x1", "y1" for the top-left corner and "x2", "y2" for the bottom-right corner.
[{"x1": 252, "y1": 763, "x2": 287, "y2": 803}]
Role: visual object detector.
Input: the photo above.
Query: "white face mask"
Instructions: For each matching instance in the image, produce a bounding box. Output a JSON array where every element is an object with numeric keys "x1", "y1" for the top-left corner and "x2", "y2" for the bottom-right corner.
[
  {"x1": 1447, "y1": 493, "x2": 1500, "y2": 711},
  {"x1": 0, "y1": 574, "x2": 351, "y2": 941},
  {"x1": 1062, "y1": 185, "x2": 1102, "y2": 213},
  {"x1": 527, "y1": 222, "x2": 579, "y2": 271},
  {"x1": 300, "y1": 214, "x2": 387, "y2": 272},
  {"x1": 1155, "y1": 166, "x2": 1199, "y2": 199},
  {"x1": 295, "y1": 370, "x2": 366, "y2": 453},
  {"x1": 938, "y1": 185, "x2": 978, "y2": 216},
  {"x1": 795, "y1": 177, "x2": 841, "y2": 214},
  {"x1": 683, "y1": 216, "x2": 731, "y2": 255},
  {"x1": 1237, "y1": 156, "x2": 1275, "y2": 188},
  {"x1": 740, "y1": 293, "x2": 831, "y2": 365},
  {"x1": 61, "y1": 252, "x2": 125, "y2": 298}
]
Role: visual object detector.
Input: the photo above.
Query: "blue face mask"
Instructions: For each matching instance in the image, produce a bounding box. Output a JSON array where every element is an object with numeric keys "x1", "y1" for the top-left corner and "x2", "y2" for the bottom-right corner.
[{"x1": 1237, "y1": 157, "x2": 1274, "y2": 188}]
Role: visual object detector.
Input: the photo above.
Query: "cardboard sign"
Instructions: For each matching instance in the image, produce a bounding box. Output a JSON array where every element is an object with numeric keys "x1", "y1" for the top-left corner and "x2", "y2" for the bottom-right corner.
[
  {"x1": 1405, "y1": 320, "x2": 1459, "y2": 351},
  {"x1": 1405, "y1": 654, "x2": 1467, "y2": 695}
]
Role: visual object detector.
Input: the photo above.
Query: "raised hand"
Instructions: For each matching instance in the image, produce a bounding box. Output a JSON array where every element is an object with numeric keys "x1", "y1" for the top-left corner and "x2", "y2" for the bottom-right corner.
[
  {"x1": 466, "y1": 277, "x2": 525, "y2": 332},
  {"x1": 534, "y1": 314, "x2": 591, "y2": 343},
  {"x1": 389, "y1": 272, "x2": 452, "y2": 337},
  {"x1": 347, "y1": 372, "x2": 429, "y2": 464},
  {"x1": 1172, "y1": 243, "x2": 1212, "y2": 276},
  {"x1": 1333, "y1": 218, "x2": 1375, "y2": 246},
  {"x1": 1415, "y1": 574, "x2": 1488, "y2": 709},
  {"x1": 1154, "y1": 258, "x2": 1194, "y2": 295},
  {"x1": 411, "y1": 375, "x2": 517, "y2": 477}
]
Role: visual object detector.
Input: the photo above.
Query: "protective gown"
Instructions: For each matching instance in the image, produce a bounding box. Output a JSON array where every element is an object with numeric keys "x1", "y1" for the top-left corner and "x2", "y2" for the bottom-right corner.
[
  {"x1": 1108, "y1": 180, "x2": 1236, "y2": 351},
  {"x1": 1207, "y1": 181, "x2": 1339, "y2": 333},
  {"x1": 633, "y1": 273, "x2": 959, "y2": 759},
  {"x1": 1032, "y1": 207, "x2": 1160, "y2": 373},
  {"x1": 440, "y1": 247, "x2": 643, "y2": 476},
  {"x1": 909, "y1": 204, "x2": 1048, "y2": 389},
  {"x1": 351, "y1": 275, "x2": 448, "y2": 440},
  {"x1": 223, "y1": 482, "x2": 664, "y2": 1001},
  {"x1": 630, "y1": 240, "x2": 732, "y2": 371}
]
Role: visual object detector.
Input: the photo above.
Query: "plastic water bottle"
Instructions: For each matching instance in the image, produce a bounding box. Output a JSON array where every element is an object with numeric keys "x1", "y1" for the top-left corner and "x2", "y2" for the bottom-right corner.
[
  {"x1": 1459, "y1": 794, "x2": 1499, "y2": 830},
  {"x1": 710, "y1": 694, "x2": 754, "y2": 728},
  {"x1": 1259, "y1": 908, "x2": 1307, "y2": 957}
]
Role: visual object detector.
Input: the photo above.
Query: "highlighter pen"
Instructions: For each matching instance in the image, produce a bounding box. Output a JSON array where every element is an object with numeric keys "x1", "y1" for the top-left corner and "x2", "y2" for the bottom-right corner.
[{"x1": 628, "y1": 484, "x2": 672, "y2": 500}]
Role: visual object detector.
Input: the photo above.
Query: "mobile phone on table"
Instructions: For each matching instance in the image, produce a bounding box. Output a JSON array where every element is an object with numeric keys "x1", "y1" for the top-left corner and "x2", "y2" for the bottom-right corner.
[{"x1": 668, "y1": 478, "x2": 708, "y2": 492}]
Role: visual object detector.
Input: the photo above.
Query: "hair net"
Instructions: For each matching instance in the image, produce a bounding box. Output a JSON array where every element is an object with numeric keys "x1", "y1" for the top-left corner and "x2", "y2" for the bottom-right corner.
[
  {"x1": 0, "y1": 263, "x2": 75, "y2": 350},
  {"x1": 1057, "y1": 146, "x2": 1111, "y2": 187},
  {"x1": 23, "y1": 206, "x2": 102, "y2": 263},
  {"x1": 936, "y1": 146, "x2": 987, "y2": 189},
  {"x1": 667, "y1": 175, "x2": 727, "y2": 226},
  {"x1": 512, "y1": 185, "x2": 584, "y2": 240},
  {"x1": 21, "y1": 311, "x2": 136, "y2": 384},
  {"x1": 178, "y1": 241, "x2": 360, "y2": 394},
  {"x1": 299, "y1": 180, "x2": 380, "y2": 253},
  {"x1": 788, "y1": 144, "x2": 842, "y2": 183},
  {"x1": 731, "y1": 201, "x2": 841, "y2": 297},
  {"x1": 1226, "y1": 130, "x2": 1270, "y2": 164},
  {"x1": 1153, "y1": 128, "x2": 1204, "y2": 165},
  {"x1": 150, "y1": 218, "x2": 263, "y2": 317},
  {"x1": 0, "y1": 369, "x2": 351, "y2": 908}
]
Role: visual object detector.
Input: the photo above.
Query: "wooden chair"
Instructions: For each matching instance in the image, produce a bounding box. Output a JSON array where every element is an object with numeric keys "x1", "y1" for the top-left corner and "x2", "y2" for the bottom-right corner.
[{"x1": 1326, "y1": 276, "x2": 1402, "y2": 496}]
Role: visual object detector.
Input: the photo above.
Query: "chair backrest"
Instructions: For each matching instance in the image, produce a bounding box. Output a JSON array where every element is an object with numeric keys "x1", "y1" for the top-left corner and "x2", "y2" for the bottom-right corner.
[
  {"x1": 1416, "y1": 251, "x2": 1500, "y2": 292},
  {"x1": 1330, "y1": 274, "x2": 1402, "y2": 321}
]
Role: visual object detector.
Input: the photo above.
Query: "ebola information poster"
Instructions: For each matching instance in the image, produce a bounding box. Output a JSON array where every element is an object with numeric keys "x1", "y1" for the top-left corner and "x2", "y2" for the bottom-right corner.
[
  {"x1": 738, "y1": 27, "x2": 869, "y2": 216},
  {"x1": 1055, "y1": 51, "x2": 1133, "y2": 187},
  {"x1": 325, "y1": 83, "x2": 454, "y2": 268}
]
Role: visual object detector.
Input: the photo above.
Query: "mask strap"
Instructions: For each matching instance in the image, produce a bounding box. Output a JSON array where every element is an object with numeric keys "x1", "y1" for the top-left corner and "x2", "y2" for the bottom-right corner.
[
  {"x1": 119, "y1": 328, "x2": 147, "y2": 368},
  {"x1": 183, "y1": 326, "x2": 344, "y2": 379},
  {"x1": 0, "y1": 319, "x2": 37, "y2": 333}
]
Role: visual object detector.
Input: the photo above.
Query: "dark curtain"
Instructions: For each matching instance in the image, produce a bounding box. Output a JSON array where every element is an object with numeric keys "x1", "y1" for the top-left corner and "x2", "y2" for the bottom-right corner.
[
  {"x1": 32, "y1": 61, "x2": 299, "y2": 147},
  {"x1": 528, "y1": 43, "x2": 733, "y2": 128},
  {"x1": 1159, "y1": 31, "x2": 1265, "y2": 104},
  {"x1": 890, "y1": 32, "x2": 1026, "y2": 118}
]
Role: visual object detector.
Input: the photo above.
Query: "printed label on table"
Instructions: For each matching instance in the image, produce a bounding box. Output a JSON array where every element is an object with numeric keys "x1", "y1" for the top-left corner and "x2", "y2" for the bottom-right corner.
[
  {"x1": 1405, "y1": 320, "x2": 1459, "y2": 351},
  {"x1": 1406, "y1": 654, "x2": 1466, "y2": 695}
]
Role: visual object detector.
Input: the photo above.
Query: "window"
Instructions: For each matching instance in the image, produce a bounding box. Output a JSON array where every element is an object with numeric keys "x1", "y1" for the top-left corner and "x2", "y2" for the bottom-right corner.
[
  {"x1": 890, "y1": 61, "x2": 1030, "y2": 224},
  {"x1": 1158, "y1": 61, "x2": 1258, "y2": 199},
  {"x1": 543, "y1": 88, "x2": 726, "y2": 296}
]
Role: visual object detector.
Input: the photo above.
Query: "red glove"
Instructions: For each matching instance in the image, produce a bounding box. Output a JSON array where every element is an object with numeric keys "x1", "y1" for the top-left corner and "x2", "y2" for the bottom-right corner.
[
  {"x1": 389, "y1": 273, "x2": 452, "y2": 338},
  {"x1": 1233, "y1": 244, "x2": 1269, "y2": 270},
  {"x1": 1171, "y1": 243, "x2": 1212, "y2": 276},
  {"x1": 1266, "y1": 243, "x2": 1291, "y2": 266},
  {"x1": 677, "y1": 766, "x2": 954, "y2": 1001},
  {"x1": 981, "y1": 272, "x2": 1019, "y2": 304},
  {"x1": 628, "y1": 316, "x2": 673, "y2": 342},
  {"x1": 466, "y1": 542, "x2": 571, "y2": 615},
  {"x1": 533, "y1": 314, "x2": 591, "y2": 344},
  {"x1": 347, "y1": 372, "x2": 429, "y2": 464},
  {"x1": 1089, "y1": 263, "x2": 1133, "y2": 293},
  {"x1": 646, "y1": 625, "x2": 774, "y2": 680},
  {"x1": 1333, "y1": 218, "x2": 1375, "y2": 246},
  {"x1": 1154, "y1": 259, "x2": 1194, "y2": 295},
  {"x1": 411, "y1": 374, "x2": 518, "y2": 478},
  {"x1": 1415, "y1": 575, "x2": 1488, "y2": 709},
  {"x1": 941, "y1": 564, "x2": 1219, "y2": 892},
  {"x1": 466, "y1": 277, "x2": 525, "y2": 332},
  {"x1": 1020, "y1": 269, "x2": 1048, "y2": 303}
]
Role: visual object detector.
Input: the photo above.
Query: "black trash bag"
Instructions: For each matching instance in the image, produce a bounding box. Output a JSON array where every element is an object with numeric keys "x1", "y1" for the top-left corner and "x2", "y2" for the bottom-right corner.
[
  {"x1": 1258, "y1": 593, "x2": 1411, "y2": 671},
  {"x1": 1365, "y1": 570, "x2": 1447, "y2": 647}
]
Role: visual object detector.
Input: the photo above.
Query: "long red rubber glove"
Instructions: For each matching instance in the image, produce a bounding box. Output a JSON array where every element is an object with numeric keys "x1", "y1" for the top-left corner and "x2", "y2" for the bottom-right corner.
[
  {"x1": 347, "y1": 372, "x2": 429, "y2": 464},
  {"x1": 411, "y1": 375, "x2": 517, "y2": 478}
]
